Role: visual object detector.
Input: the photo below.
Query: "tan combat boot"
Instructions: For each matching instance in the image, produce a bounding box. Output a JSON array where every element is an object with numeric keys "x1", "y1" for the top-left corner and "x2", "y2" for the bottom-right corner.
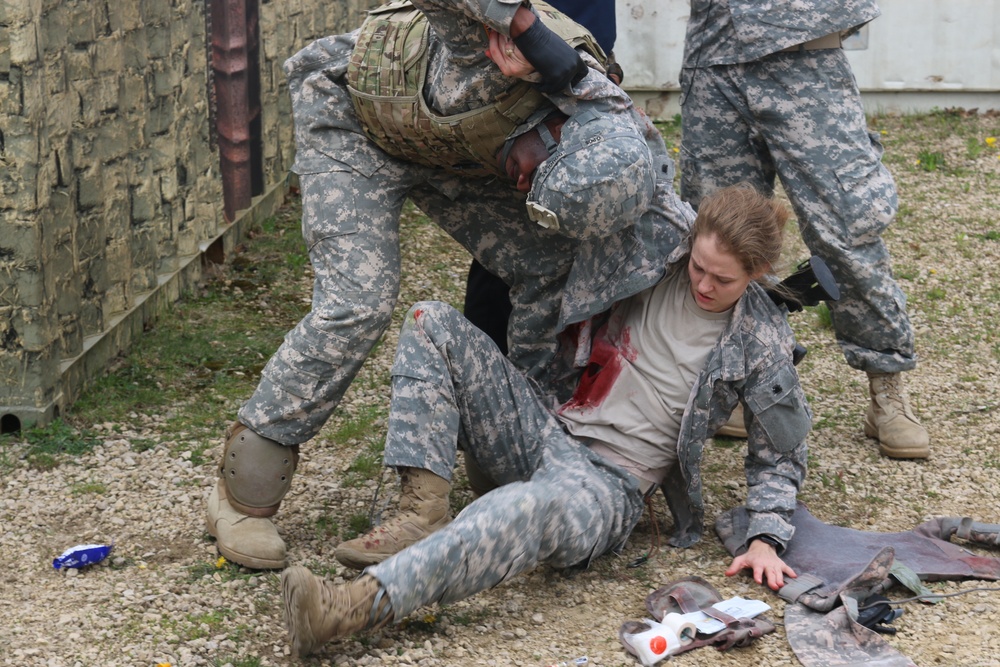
[
  {"x1": 282, "y1": 567, "x2": 393, "y2": 657},
  {"x1": 206, "y1": 422, "x2": 297, "y2": 569},
  {"x1": 864, "y1": 372, "x2": 930, "y2": 459},
  {"x1": 334, "y1": 467, "x2": 451, "y2": 570}
]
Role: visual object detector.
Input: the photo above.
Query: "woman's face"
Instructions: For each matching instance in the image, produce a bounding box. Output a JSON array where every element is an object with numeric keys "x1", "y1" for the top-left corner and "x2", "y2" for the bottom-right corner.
[{"x1": 687, "y1": 233, "x2": 757, "y2": 313}]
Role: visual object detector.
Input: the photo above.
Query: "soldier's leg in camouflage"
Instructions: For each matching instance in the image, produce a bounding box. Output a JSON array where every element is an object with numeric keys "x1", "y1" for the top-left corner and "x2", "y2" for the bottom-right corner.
[
  {"x1": 335, "y1": 300, "x2": 547, "y2": 571},
  {"x1": 334, "y1": 466, "x2": 452, "y2": 569},
  {"x1": 209, "y1": 163, "x2": 414, "y2": 567},
  {"x1": 206, "y1": 422, "x2": 298, "y2": 569},
  {"x1": 741, "y1": 50, "x2": 927, "y2": 458},
  {"x1": 282, "y1": 567, "x2": 393, "y2": 658},
  {"x1": 680, "y1": 66, "x2": 771, "y2": 445},
  {"x1": 365, "y1": 435, "x2": 646, "y2": 626}
]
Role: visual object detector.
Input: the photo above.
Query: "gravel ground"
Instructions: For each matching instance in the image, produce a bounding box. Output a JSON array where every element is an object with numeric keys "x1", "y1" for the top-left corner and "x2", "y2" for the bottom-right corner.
[{"x1": 3, "y1": 112, "x2": 1000, "y2": 667}]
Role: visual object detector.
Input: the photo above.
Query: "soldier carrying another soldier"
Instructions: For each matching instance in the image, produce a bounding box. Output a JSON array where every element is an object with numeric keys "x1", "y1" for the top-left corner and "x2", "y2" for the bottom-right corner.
[{"x1": 206, "y1": 0, "x2": 673, "y2": 571}]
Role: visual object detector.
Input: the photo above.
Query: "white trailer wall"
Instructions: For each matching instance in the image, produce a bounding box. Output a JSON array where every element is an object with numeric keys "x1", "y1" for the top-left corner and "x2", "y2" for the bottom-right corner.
[{"x1": 617, "y1": 0, "x2": 1000, "y2": 120}]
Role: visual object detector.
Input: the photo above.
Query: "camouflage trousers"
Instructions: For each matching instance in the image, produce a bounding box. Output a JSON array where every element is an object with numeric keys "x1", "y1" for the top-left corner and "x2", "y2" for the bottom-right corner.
[
  {"x1": 237, "y1": 156, "x2": 582, "y2": 445},
  {"x1": 367, "y1": 301, "x2": 645, "y2": 619},
  {"x1": 680, "y1": 48, "x2": 916, "y2": 373}
]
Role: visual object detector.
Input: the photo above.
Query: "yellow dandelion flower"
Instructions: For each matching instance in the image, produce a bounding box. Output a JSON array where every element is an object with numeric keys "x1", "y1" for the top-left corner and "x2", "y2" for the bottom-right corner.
[
  {"x1": 216, "y1": 556, "x2": 227, "y2": 569},
  {"x1": 986, "y1": 136, "x2": 997, "y2": 147},
  {"x1": 929, "y1": 269, "x2": 937, "y2": 275},
  {"x1": 880, "y1": 130, "x2": 888, "y2": 136},
  {"x1": 672, "y1": 147, "x2": 680, "y2": 154},
  {"x1": 156, "y1": 663, "x2": 172, "y2": 667}
]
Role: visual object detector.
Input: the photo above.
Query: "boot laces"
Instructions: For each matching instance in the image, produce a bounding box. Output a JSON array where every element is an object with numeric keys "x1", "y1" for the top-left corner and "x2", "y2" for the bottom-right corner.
[
  {"x1": 874, "y1": 374, "x2": 907, "y2": 409},
  {"x1": 314, "y1": 576, "x2": 391, "y2": 635}
]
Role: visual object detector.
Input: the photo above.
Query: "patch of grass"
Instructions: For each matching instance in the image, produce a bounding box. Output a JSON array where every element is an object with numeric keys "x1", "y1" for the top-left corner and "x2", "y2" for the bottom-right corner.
[
  {"x1": 70, "y1": 481, "x2": 108, "y2": 495},
  {"x1": 819, "y1": 471, "x2": 847, "y2": 493},
  {"x1": 442, "y1": 605, "x2": 491, "y2": 627},
  {"x1": 807, "y1": 302, "x2": 834, "y2": 329},
  {"x1": 302, "y1": 560, "x2": 341, "y2": 579},
  {"x1": 966, "y1": 136, "x2": 986, "y2": 160},
  {"x1": 314, "y1": 513, "x2": 340, "y2": 539},
  {"x1": 342, "y1": 512, "x2": 372, "y2": 541},
  {"x1": 654, "y1": 114, "x2": 683, "y2": 155},
  {"x1": 130, "y1": 437, "x2": 158, "y2": 453},
  {"x1": 342, "y1": 436, "x2": 386, "y2": 487},
  {"x1": 213, "y1": 657, "x2": 262, "y2": 667},
  {"x1": 925, "y1": 287, "x2": 947, "y2": 300},
  {"x1": 2, "y1": 420, "x2": 102, "y2": 471},
  {"x1": 67, "y1": 203, "x2": 311, "y2": 441},
  {"x1": 333, "y1": 404, "x2": 387, "y2": 444},
  {"x1": 185, "y1": 557, "x2": 246, "y2": 582},
  {"x1": 915, "y1": 149, "x2": 945, "y2": 172},
  {"x1": 175, "y1": 609, "x2": 236, "y2": 641},
  {"x1": 655, "y1": 113, "x2": 683, "y2": 137}
]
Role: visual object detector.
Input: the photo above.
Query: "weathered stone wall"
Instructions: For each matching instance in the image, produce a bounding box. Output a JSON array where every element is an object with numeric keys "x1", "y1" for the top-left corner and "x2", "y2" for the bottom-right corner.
[{"x1": 0, "y1": 0, "x2": 378, "y2": 431}]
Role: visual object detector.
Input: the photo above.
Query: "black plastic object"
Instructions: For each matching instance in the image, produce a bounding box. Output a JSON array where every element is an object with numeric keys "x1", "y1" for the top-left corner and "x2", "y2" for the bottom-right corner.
[{"x1": 769, "y1": 256, "x2": 841, "y2": 313}]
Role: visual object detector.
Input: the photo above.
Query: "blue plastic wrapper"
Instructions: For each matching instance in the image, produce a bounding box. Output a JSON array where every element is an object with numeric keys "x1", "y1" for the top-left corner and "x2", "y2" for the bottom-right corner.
[{"x1": 52, "y1": 542, "x2": 114, "y2": 570}]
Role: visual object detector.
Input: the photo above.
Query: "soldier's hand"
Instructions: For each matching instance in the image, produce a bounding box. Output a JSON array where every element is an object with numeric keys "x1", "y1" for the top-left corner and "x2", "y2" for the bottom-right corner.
[
  {"x1": 725, "y1": 539, "x2": 797, "y2": 591},
  {"x1": 485, "y1": 28, "x2": 537, "y2": 79},
  {"x1": 510, "y1": 12, "x2": 589, "y2": 93}
]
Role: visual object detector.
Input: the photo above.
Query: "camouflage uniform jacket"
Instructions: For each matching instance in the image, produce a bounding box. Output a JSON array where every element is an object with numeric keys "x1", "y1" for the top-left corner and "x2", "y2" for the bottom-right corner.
[
  {"x1": 682, "y1": 0, "x2": 881, "y2": 66},
  {"x1": 559, "y1": 222, "x2": 811, "y2": 550},
  {"x1": 292, "y1": 0, "x2": 659, "y2": 183}
]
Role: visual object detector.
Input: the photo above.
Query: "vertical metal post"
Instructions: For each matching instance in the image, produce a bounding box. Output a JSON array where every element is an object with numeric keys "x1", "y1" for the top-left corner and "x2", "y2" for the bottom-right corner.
[{"x1": 210, "y1": 0, "x2": 263, "y2": 223}]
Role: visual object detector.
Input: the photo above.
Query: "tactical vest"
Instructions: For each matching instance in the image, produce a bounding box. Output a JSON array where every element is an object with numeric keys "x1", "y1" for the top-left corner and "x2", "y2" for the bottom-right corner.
[{"x1": 346, "y1": 0, "x2": 606, "y2": 178}]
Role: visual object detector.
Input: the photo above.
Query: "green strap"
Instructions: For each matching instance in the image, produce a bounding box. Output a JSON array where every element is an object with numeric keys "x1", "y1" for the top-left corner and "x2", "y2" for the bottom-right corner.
[{"x1": 890, "y1": 561, "x2": 939, "y2": 603}]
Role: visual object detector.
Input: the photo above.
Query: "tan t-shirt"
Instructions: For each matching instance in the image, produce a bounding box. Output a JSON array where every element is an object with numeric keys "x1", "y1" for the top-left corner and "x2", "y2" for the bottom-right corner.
[{"x1": 558, "y1": 270, "x2": 730, "y2": 482}]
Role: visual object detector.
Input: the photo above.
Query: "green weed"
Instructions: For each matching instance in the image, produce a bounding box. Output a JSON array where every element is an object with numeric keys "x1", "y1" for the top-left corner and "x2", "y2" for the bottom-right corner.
[
  {"x1": 966, "y1": 137, "x2": 986, "y2": 160},
  {"x1": 808, "y1": 302, "x2": 834, "y2": 330},
  {"x1": 130, "y1": 438, "x2": 158, "y2": 453},
  {"x1": 342, "y1": 436, "x2": 386, "y2": 487},
  {"x1": 186, "y1": 557, "x2": 245, "y2": 582},
  {"x1": 213, "y1": 657, "x2": 262, "y2": 667},
  {"x1": 333, "y1": 404, "x2": 387, "y2": 444},
  {"x1": 3, "y1": 420, "x2": 101, "y2": 471},
  {"x1": 314, "y1": 513, "x2": 340, "y2": 538},
  {"x1": 70, "y1": 481, "x2": 108, "y2": 495},
  {"x1": 342, "y1": 512, "x2": 372, "y2": 541},
  {"x1": 915, "y1": 150, "x2": 944, "y2": 172},
  {"x1": 442, "y1": 606, "x2": 491, "y2": 627},
  {"x1": 819, "y1": 471, "x2": 847, "y2": 493}
]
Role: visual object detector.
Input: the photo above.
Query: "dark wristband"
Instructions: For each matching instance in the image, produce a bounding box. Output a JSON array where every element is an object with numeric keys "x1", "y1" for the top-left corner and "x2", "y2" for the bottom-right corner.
[{"x1": 512, "y1": 17, "x2": 589, "y2": 93}]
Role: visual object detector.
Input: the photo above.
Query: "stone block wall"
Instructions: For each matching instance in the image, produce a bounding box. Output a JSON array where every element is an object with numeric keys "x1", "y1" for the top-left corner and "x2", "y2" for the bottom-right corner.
[{"x1": 0, "y1": 0, "x2": 377, "y2": 431}]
